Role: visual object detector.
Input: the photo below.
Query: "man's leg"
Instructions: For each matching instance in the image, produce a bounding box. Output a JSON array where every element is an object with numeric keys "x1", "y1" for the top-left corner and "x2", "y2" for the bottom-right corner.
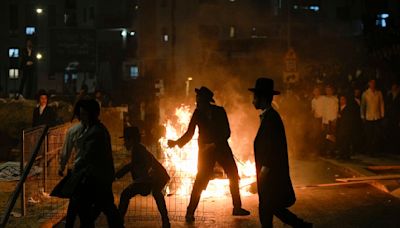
[
  {"x1": 274, "y1": 208, "x2": 312, "y2": 227},
  {"x1": 16, "y1": 74, "x2": 27, "y2": 99},
  {"x1": 65, "y1": 198, "x2": 79, "y2": 228},
  {"x1": 259, "y1": 201, "x2": 274, "y2": 228},
  {"x1": 95, "y1": 183, "x2": 124, "y2": 228},
  {"x1": 118, "y1": 183, "x2": 142, "y2": 220},
  {"x1": 217, "y1": 151, "x2": 250, "y2": 215},
  {"x1": 152, "y1": 188, "x2": 170, "y2": 227},
  {"x1": 186, "y1": 173, "x2": 209, "y2": 221}
]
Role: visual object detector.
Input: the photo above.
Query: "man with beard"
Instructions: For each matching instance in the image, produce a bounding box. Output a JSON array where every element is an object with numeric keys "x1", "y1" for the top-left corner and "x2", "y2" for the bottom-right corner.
[
  {"x1": 249, "y1": 78, "x2": 312, "y2": 228},
  {"x1": 167, "y1": 86, "x2": 250, "y2": 222}
]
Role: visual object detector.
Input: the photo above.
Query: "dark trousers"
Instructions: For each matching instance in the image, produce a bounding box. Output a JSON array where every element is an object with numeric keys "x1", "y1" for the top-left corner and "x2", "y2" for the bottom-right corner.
[
  {"x1": 364, "y1": 120, "x2": 383, "y2": 155},
  {"x1": 75, "y1": 179, "x2": 124, "y2": 228},
  {"x1": 65, "y1": 197, "x2": 101, "y2": 228},
  {"x1": 118, "y1": 182, "x2": 169, "y2": 223},
  {"x1": 18, "y1": 69, "x2": 34, "y2": 99},
  {"x1": 259, "y1": 204, "x2": 304, "y2": 228},
  {"x1": 187, "y1": 144, "x2": 241, "y2": 214}
]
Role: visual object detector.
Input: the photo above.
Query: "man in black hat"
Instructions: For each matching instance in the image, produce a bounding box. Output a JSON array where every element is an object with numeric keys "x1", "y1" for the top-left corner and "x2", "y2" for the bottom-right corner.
[
  {"x1": 249, "y1": 78, "x2": 312, "y2": 228},
  {"x1": 168, "y1": 86, "x2": 250, "y2": 222},
  {"x1": 115, "y1": 126, "x2": 170, "y2": 228}
]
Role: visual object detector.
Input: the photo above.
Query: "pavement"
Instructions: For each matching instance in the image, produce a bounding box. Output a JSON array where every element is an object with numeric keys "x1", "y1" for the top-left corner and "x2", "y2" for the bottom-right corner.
[{"x1": 322, "y1": 153, "x2": 400, "y2": 199}]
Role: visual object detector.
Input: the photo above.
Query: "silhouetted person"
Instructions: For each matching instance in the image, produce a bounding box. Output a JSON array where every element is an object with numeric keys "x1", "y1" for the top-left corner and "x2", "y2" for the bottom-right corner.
[
  {"x1": 249, "y1": 78, "x2": 312, "y2": 228},
  {"x1": 70, "y1": 99, "x2": 124, "y2": 227},
  {"x1": 167, "y1": 86, "x2": 250, "y2": 222},
  {"x1": 57, "y1": 100, "x2": 101, "y2": 228},
  {"x1": 336, "y1": 94, "x2": 354, "y2": 160},
  {"x1": 384, "y1": 81, "x2": 400, "y2": 154},
  {"x1": 17, "y1": 39, "x2": 36, "y2": 99},
  {"x1": 115, "y1": 127, "x2": 170, "y2": 228},
  {"x1": 32, "y1": 90, "x2": 57, "y2": 127}
]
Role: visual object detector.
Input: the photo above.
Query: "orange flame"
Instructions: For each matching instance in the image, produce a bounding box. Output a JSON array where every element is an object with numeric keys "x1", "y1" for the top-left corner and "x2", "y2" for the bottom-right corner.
[{"x1": 159, "y1": 105, "x2": 256, "y2": 198}]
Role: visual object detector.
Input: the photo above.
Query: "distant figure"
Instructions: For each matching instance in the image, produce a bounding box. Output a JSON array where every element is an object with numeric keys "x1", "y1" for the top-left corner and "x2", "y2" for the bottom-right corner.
[
  {"x1": 115, "y1": 127, "x2": 170, "y2": 228},
  {"x1": 336, "y1": 94, "x2": 354, "y2": 160},
  {"x1": 75, "y1": 84, "x2": 90, "y2": 103},
  {"x1": 16, "y1": 39, "x2": 36, "y2": 99},
  {"x1": 167, "y1": 86, "x2": 250, "y2": 222},
  {"x1": 384, "y1": 80, "x2": 400, "y2": 154},
  {"x1": 95, "y1": 89, "x2": 111, "y2": 107},
  {"x1": 249, "y1": 78, "x2": 312, "y2": 228},
  {"x1": 321, "y1": 85, "x2": 338, "y2": 157},
  {"x1": 361, "y1": 78, "x2": 384, "y2": 155},
  {"x1": 70, "y1": 99, "x2": 124, "y2": 227},
  {"x1": 32, "y1": 90, "x2": 57, "y2": 127},
  {"x1": 310, "y1": 86, "x2": 324, "y2": 155}
]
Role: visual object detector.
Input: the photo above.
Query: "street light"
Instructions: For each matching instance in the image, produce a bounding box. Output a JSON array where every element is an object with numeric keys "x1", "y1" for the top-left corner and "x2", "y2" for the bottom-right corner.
[
  {"x1": 36, "y1": 8, "x2": 43, "y2": 14},
  {"x1": 36, "y1": 53, "x2": 43, "y2": 60}
]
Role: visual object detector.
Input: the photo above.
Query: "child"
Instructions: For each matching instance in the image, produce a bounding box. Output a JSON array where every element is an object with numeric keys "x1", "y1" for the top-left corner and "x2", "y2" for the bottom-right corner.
[{"x1": 115, "y1": 127, "x2": 170, "y2": 228}]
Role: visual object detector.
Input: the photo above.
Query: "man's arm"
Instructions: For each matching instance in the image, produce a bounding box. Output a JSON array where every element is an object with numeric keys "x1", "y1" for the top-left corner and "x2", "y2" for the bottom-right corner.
[
  {"x1": 115, "y1": 163, "x2": 132, "y2": 179},
  {"x1": 220, "y1": 108, "x2": 231, "y2": 141},
  {"x1": 169, "y1": 110, "x2": 198, "y2": 148},
  {"x1": 360, "y1": 92, "x2": 367, "y2": 120},
  {"x1": 379, "y1": 91, "x2": 385, "y2": 118}
]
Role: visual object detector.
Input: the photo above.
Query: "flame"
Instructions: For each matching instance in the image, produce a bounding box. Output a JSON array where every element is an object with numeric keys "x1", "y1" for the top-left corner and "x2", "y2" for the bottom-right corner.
[{"x1": 159, "y1": 105, "x2": 256, "y2": 198}]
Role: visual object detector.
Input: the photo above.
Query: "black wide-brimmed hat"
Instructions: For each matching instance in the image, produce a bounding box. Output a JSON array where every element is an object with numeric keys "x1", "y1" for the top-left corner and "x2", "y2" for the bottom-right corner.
[
  {"x1": 195, "y1": 86, "x2": 215, "y2": 103},
  {"x1": 248, "y1": 77, "x2": 280, "y2": 96}
]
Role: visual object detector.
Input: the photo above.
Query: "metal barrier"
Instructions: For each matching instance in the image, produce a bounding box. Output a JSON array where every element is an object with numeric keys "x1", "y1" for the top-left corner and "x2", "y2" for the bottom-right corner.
[
  {"x1": 8, "y1": 121, "x2": 209, "y2": 226},
  {"x1": 0, "y1": 125, "x2": 49, "y2": 228}
]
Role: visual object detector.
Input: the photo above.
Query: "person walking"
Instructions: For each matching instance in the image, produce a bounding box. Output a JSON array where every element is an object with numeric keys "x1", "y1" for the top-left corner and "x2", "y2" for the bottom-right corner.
[
  {"x1": 167, "y1": 86, "x2": 250, "y2": 222},
  {"x1": 249, "y1": 78, "x2": 312, "y2": 228}
]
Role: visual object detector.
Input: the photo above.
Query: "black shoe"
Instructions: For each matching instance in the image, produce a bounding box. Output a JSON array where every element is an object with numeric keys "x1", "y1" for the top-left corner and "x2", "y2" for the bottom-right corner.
[
  {"x1": 185, "y1": 213, "x2": 195, "y2": 223},
  {"x1": 232, "y1": 207, "x2": 250, "y2": 216}
]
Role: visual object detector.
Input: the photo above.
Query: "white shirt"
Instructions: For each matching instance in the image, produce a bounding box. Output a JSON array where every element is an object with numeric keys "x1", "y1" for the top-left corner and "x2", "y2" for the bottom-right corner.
[
  {"x1": 322, "y1": 95, "x2": 338, "y2": 124},
  {"x1": 311, "y1": 96, "x2": 324, "y2": 118},
  {"x1": 361, "y1": 88, "x2": 384, "y2": 121},
  {"x1": 59, "y1": 122, "x2": 85, "y2": 172}
]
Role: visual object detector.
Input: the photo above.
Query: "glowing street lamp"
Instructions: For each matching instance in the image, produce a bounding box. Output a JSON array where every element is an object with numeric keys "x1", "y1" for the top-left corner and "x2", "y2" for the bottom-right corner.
[
  {"x1": 36, "y1": 8, "x2": 43, "y2": 14},
  {"x1": 36, "y1": 53, "x2": 43, "y2": 60}
]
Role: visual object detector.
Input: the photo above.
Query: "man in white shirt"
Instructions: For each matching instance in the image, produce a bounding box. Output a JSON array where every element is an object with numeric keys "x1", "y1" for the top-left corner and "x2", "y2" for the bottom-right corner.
[
  {"x1": 311, "y1": 86, "x2": 324, "y2": 155},
  {"x1": 321, "y1": 85, "x2": 339, "y2": 156},
  {"x1": 361, "y1": 78, "x2": 384, "y2": 155}
]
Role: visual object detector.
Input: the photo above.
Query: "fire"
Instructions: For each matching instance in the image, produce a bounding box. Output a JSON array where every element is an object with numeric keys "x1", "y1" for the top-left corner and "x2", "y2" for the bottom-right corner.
[{"x1": 159, "y1": 105, "x2": 256, "y2": 198}]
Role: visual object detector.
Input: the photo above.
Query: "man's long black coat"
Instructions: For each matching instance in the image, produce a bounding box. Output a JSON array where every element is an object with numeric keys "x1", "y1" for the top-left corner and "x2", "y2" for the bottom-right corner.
[{"x1": 254, "y1": 108, "x2": 296, "y2": 208}]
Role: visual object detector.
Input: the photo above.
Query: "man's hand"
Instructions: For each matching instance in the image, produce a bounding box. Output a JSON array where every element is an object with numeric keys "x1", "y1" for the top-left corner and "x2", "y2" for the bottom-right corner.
[
  {"x1": 167, "y1": 140, "x2": 177, "y2": 148},
  {"x1": 26, "y1": 61, "x2": 33, "y2": 66}
]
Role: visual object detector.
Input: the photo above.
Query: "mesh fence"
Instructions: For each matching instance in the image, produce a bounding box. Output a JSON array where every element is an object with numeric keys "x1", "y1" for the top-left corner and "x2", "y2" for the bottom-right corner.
[{"x1": 20, "y1": 123, "x2": 210, "y2": 224}]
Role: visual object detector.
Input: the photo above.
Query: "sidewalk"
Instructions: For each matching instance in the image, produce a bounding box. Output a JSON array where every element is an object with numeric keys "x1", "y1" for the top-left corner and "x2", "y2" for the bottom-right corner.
[{"x1": 322, "y1": 153, "x2": 400, "y2": 199}]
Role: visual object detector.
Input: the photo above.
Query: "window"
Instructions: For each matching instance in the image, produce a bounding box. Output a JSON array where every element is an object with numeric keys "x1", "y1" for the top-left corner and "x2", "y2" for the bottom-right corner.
[
  {"x1": 163, "y1": 35, "x2": 169, "y2": 42},
  {"x1": 376, "y1": 13, "x2": 389, "y2": 28},
  {"x1": 9, "y1": 69, "x2": 19, "y2": 79},
  {"x1": 229, "y1": 26, "x2": 235, "y2": 38},
  {"x1": 130, "y1": 66, "x2": 139, "y2": 78},
  {"x1": 9, "y1": 48, "x2": 19, "y2": 58},
  {"x1": 26, "y1": 26, "x2": 36, "y2": 35}
]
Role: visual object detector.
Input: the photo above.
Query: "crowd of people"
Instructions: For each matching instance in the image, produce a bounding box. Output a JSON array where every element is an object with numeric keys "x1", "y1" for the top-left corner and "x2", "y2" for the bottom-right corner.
[{"x1": 274, "y1": 74, "x2": 400, "y2": 159}]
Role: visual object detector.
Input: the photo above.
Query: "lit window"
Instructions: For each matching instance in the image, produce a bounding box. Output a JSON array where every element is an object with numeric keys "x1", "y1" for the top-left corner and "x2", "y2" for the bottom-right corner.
[
  {"x1": 9, "y1": 69, "x2": 19, "y2": 79},
  {"x1": 163, "y1": 34, "x2": 169, "y2": 42},
  {"x1": 130, "y1": 66, "x2": 139, "y2": 78},
  {"x1": 9, "y1": 48, "x2": 19, "y2": 58},
  {"x1": 26, "y1": 27, "x2": 36, "y2": 35},
  {"x1": 309, "y1": 5, "x2": 319, "y2": 12},
  {"x1": 229, "y1": 26, "x2": 235, "y2": 38},
  {"x1": 376, "y1": 13, "x2": 389, "y2": 28}
]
